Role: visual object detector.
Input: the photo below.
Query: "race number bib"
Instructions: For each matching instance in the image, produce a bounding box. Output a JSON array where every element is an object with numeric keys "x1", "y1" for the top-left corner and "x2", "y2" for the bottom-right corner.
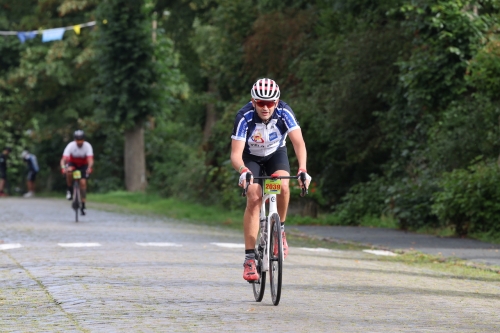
[
  {"x1": 264, "y1": 179, "x2": 282, "y2": 195},
  {"x1": 73, "y1": 170, "x2": 82, "y2": 180}
]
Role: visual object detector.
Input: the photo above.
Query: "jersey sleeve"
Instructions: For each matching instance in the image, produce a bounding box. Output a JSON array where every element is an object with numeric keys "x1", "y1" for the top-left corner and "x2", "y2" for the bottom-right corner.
[
  {"x1": 231, "y1": 112, "x2": 248, "y2": 142},
  {"x1": 281, "y1": 105, "x2": 300, "y2": 133},
  {"x1": 62, "y1": 142, "x2": 72, "y2": 157},
  {"x1": 85, "y1": 142, "x2": 94, "y2": 156}
]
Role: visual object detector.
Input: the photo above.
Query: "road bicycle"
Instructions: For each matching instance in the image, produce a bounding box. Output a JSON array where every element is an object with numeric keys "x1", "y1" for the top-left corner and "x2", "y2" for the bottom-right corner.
[
  {"x1": 71, "y1": 169, "x2": 84, "y2": 223},
  {"x1": 243, "y1": 171, "x2": 308, "y2": 306}
]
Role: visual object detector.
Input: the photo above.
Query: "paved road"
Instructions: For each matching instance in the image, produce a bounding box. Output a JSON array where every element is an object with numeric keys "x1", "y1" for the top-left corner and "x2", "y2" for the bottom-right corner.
[
  {"x1": 293, "y1": 226, "x2": 500, "y2": 266},
  {"x1": 1, "y1": 198, "x2": 500, "y2": 332}
]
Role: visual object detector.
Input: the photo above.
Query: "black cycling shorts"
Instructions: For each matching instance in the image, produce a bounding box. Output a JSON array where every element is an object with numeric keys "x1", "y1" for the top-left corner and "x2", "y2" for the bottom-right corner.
[
  {"x1": 0, "y1": 169, "x2": 6, "y2": 180},
  {"x1": 27, "y1": 171, "x2": 38, "y2": 182},
  {"x1": 68, "y1": 163, "x2": 89, "y2": 179},
  {"x1": 243, "y1": 146, "x2": 290, "y2": 185}
]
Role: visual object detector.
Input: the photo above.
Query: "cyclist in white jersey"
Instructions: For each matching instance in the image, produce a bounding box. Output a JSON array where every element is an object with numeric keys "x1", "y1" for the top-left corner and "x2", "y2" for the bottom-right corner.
[
  {"x1": 231, "y1": 78, "x2": 312, "y2": 281},
  {"x1": 60, "y1": 130, "x2": 94, "y2": 215}
]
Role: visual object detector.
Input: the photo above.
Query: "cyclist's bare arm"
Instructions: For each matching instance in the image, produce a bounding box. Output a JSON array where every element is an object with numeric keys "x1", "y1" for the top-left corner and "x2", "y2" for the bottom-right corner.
[
  {"x1": 86, "y1": 156, "x2": 94, "y2": 173},
  {"x1": 231, "y1": 139, "x2": 246, "y2": 172},
  {"x1": 288, "y1": 129, "x2": 307, "y2": 172},
  {"x1": 60, "y1": 157, "x2": 69, "y2": 171}
]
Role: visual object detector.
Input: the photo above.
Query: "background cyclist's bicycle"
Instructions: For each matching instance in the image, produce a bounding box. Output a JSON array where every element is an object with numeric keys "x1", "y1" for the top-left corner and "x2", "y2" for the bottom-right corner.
[{"x1": 71, "y1": 169, "x2": 84, "y2": 222}]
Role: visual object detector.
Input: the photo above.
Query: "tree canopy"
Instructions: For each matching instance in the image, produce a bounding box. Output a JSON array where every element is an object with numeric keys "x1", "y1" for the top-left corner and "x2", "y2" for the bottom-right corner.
[{"x1": 2, "y1": 0, "x2": 500, "y2": 238}]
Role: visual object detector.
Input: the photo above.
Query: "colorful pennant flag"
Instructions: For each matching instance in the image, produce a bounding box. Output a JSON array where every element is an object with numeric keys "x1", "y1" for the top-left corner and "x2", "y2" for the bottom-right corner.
[
  {"x1": 0, "y1": 21, "x2": 96, "y2": 43},
  {"x1": 42, "y1": 28, "x2": 65, "y2": 42},
  {"x1": 17, "y1": 31, "x2": 36, "y2": 43}
]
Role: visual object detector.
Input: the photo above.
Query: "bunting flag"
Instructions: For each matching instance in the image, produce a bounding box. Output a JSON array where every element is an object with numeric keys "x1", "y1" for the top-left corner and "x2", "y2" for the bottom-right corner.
[
  {"x1": 0, "y1": 21, "x2": 96, "y2": 43},
  {"x1": 17, "y1": 31, "x2": 36, "y2": 43},
  {"x1": 42, "y1": 28, "x2": 65, "y2": 42}
]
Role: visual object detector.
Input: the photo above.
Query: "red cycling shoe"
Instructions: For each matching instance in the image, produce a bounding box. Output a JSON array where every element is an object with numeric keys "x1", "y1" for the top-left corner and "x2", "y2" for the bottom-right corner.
[
  {"x1": 243, "y1": 259, "x2": 259, "y2": 281},
  {"x1": 282, "y1": 231, "x2": 288, "y2": 259},
  {"x1": 273, "y1": 230, "x2": 289, "y2": 259}
]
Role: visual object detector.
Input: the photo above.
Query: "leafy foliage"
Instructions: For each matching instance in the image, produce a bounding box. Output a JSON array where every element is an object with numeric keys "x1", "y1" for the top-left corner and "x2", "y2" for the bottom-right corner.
[
  {"x1": 93, "y1": 0, "x2": 157, "y2": 129},
  {"x1": 433, "y1": 161, "x2": 500, "y2": 236},
  {"x1": 333, "y1": 176, "x2": 389, "y2": 225}
]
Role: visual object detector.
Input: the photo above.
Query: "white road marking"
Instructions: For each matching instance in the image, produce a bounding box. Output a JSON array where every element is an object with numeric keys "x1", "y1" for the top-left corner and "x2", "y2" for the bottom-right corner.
[
  {"x1": 211, "y1": 242, "x2": 245, "y2": 249},
  {"x1": 0, "y1": 243, "x2": 22, "y2": 250},
  {"x1": 136, "y1": 242, "x2": 183, "y2": 247},
  {"x1": 363, "y1": 249, "x2": 397, "y2": 256},
  {"x1": 58, "y1": 243, "x2": 101, "y2": 247},
  {"x1": 299, "y1": 247, "x2": 336, "y2": 252}
]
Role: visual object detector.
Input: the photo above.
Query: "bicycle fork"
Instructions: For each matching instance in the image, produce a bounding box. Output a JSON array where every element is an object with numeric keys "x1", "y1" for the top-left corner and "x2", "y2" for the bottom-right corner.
[{"x1": 260, "y1": 193, "x2": 276, "y2": 272}]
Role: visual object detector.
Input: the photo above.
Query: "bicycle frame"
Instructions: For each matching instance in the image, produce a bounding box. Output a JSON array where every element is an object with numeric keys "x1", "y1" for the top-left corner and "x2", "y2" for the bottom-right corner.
[
  {"x1": 72, "y1": 170, "x2": 82, "y2": 222},
  {"x1": 243, "y1": 173, "x2": 308, "y2": 271},
  {"x1": 259, "y1": 191, "x2": 276, "y2": 272}
]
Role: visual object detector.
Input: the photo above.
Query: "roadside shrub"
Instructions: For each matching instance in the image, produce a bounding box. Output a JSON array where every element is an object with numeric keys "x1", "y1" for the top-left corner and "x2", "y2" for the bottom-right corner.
[
  {"x1": 432, "y1": 161, "x2": 500, "y2": 236},
  {"x1": 146, "y1": 116, "x2": 207, "y2": 200},
  {"x1": 388, "y1": 177, "x2": 441, "y2": 231},
  {"x1": 333, "y1": 175, "x2": 388, "y2": 225}
]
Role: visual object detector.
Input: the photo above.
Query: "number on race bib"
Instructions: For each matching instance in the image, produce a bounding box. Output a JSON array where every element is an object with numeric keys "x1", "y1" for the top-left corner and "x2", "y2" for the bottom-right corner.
[
  {"x1": 73, "y1": 170, "x2": 82, "y2": 179},
  {"x1": 264, "y1": 179, "x2": 282, "y2": 195}
]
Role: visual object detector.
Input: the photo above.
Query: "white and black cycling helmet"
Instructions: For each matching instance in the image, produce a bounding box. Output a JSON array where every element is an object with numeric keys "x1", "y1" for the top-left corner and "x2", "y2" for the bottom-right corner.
[
  {"x1": 251, "y1": 78, "x2": 280, "y2": 101},
  {"x1": 74, "y1": 130, "x2": 85, "y2": 140}
]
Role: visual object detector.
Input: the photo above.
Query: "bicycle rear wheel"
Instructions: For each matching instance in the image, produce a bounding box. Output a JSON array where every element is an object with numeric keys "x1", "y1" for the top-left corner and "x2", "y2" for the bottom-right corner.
[
  {"x1": 269, "y1": 212, "x2": 282, "y2": 306},
  {"x1": 72, "y1": 182, "x2": 80, "y2": 223},
  {"x1": 252, "y1": 241, "x2": 266, "y2": 301}
]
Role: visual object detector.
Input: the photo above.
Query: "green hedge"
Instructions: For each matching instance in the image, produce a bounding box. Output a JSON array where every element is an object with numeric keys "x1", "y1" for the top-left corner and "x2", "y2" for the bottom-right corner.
[{"x1": 432, "y1": 161, "x2": 500, "y2": 236}]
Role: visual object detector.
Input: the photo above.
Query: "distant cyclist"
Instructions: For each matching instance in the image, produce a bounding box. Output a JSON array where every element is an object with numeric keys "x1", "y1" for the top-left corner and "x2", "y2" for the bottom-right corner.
[
  {"x1": 60, "y1": 130, "x2": 94, "y2": 215},
  {"x1": 230, "y1": 78, "x2": 311, "y2": 281}
]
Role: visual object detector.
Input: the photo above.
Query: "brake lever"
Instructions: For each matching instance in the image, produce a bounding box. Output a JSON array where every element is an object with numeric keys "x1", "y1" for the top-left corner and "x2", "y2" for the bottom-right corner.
[
  {"x1": 299, "y1": 172, "x2": 308, "y2": 197},
  {"x1": 241, "y1": 172, "x2": 252, "y2": 197}
]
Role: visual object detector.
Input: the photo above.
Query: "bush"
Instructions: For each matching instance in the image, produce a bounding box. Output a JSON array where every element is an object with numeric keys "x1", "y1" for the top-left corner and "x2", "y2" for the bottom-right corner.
[
  {"x1": 333, "y1": 174, "x2": 442, "y2": 231},
  {"x1": 333, "y1": 175, "x2": 389, "y2": 225},
  {"x1": 388, "y1": 177, "x2": 441, "y2": 231},
  {"x1": 432, "y1": 161, "x2": 500, "y2": 236}
]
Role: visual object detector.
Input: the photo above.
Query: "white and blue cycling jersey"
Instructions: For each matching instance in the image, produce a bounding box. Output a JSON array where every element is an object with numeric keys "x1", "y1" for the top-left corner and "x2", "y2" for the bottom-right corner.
[
  {"x1": 231, "y1": 100, "x2": 300, "y2": 157},
  {"x1": 24, "y1": 153, "x2": 39, "y2": 173}
]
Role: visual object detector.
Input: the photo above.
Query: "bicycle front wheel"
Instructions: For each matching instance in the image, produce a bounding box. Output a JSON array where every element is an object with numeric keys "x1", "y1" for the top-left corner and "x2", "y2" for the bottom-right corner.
[
  {"x1": 72, "y1": 181, "x2": 80, "y2": 223},
  {"x1": 252, "y1": 236, "x2": 266, "y2": 302},
  {"x1": 269, "y1": 212, "x2": 282, "y2": 306}
]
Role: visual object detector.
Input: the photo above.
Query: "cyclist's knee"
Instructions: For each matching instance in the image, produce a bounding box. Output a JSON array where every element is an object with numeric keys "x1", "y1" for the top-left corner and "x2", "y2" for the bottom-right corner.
[
  {"x1": 280, "y1": 182, "x2": 290, "y2": 195},
  {"x1": 246, "y1": 188, "x2": 261, "y2": 207}
]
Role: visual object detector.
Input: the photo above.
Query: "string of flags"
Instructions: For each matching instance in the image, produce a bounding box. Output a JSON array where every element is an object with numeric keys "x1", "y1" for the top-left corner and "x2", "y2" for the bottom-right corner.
[{"x1": 0, "y1": 21, "x2": 96, "y2": 43}]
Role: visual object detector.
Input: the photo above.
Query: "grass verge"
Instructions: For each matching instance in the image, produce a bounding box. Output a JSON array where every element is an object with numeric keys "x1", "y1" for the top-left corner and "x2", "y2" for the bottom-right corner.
[{"x1": 89, "y1": 191, "x2": 244, "y2": 229}]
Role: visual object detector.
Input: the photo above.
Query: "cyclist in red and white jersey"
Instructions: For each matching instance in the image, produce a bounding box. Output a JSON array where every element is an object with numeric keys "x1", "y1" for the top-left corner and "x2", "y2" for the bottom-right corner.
[{"x1": 60, "y1": 130, "x2": 94, "y2": 215}]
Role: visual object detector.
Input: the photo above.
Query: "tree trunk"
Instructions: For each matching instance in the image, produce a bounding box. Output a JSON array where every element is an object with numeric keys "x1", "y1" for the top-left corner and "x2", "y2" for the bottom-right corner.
[
  {"x1": 124, "y1": 123, "x2": 147, "y2": 191},
  {"x1": 203, "y1": 79, "x2": 217, "y2": 143}
]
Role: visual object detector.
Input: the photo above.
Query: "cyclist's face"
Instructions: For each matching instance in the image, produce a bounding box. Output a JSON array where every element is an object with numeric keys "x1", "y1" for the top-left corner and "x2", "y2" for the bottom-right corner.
[
  {"x1": 252, "y1": 98, "x2": 278, "y2": 122},
  {"x1": 75, "y1": 139, "x2": 84, "y2": 147}
]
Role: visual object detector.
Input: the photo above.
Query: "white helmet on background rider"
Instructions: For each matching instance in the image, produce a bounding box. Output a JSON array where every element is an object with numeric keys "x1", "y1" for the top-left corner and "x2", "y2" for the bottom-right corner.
[
  {"x1": 73, "y1": 130, "x2": 85, "y2": 140},
  {"x1": 250, "y1": 78, "x2": 280, "y2": 101}
]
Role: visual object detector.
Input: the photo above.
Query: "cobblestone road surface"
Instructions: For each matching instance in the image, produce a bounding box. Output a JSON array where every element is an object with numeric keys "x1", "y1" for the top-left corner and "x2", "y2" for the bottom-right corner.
[{"x1": 1, "y1": 198, "x2": 500, "y2": 332}]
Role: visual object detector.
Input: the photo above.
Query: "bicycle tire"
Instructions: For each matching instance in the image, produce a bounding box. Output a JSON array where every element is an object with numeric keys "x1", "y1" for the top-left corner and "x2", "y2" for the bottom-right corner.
[
  {"x1": 72, "y1": 181, "x2": 80, "y2": 223},
  {"x1": 269, "y1": 212, "x2": 283, "y2": 306},
  {"x1": 252, "y1": 239, "x2": 266, "y2": 302}
]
